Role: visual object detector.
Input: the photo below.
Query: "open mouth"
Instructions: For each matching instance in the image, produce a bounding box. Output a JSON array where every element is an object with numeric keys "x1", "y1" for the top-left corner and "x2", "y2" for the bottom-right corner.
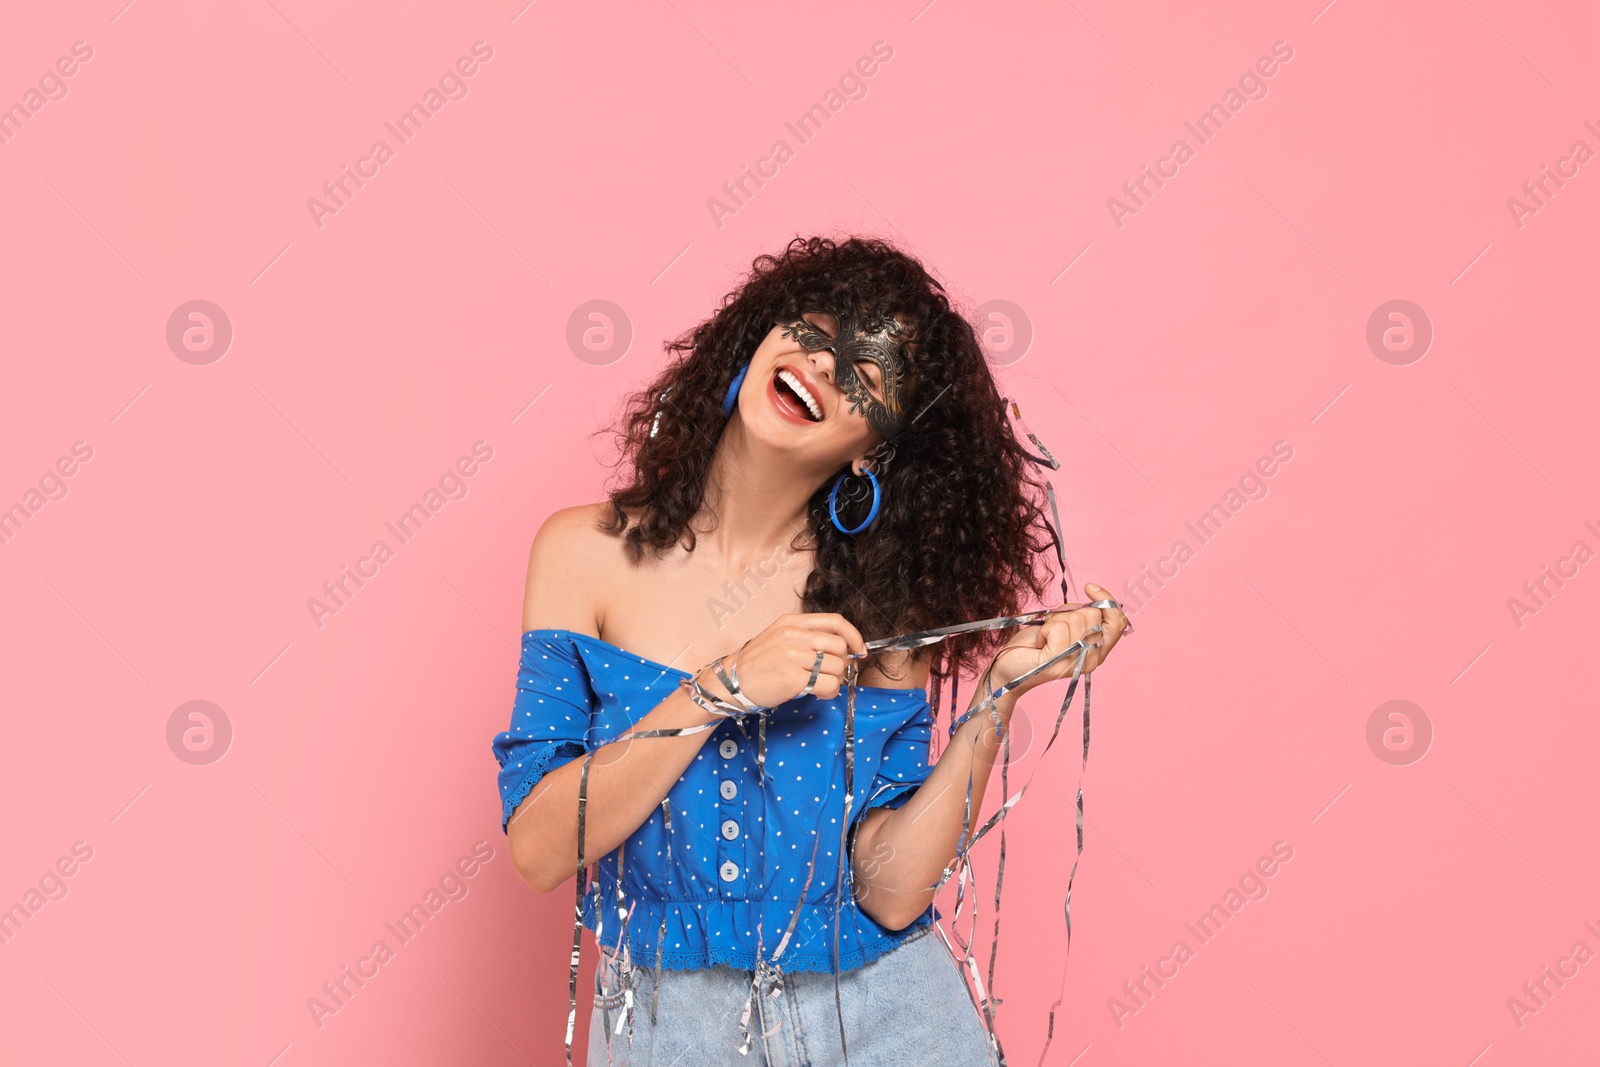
[{"x1": 770, "y1": 367, "x2": 824, "y2": 423}]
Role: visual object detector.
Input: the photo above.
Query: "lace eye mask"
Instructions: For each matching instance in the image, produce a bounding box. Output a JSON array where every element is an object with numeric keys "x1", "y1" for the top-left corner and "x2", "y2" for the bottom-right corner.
[{"x1": 778, "y1": 308, "x2": 912, "y2": 437}]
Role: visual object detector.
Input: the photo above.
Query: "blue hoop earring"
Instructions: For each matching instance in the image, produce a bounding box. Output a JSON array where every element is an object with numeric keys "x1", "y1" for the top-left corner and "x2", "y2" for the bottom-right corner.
[
  {"x1": 828, "y1": 469, "x2": 881, "y2": 535},
  {"x1": 722, "y1": 361, "x2": 750, "y2": 417}
]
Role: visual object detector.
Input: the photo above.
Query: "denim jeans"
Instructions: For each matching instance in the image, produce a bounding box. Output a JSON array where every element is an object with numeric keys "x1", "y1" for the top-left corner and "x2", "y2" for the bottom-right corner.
[{"x1": 589, "y1": 923, "x2": 998, "y2": 1066}]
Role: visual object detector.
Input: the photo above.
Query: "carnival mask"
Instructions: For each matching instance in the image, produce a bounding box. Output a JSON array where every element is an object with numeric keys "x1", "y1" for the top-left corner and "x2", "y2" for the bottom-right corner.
[{"x1": 778, "y1": 308, "x2": 912, "y2": 438}]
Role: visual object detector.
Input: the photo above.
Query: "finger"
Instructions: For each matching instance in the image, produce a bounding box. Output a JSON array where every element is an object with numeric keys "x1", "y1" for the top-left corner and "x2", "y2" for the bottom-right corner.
[
  {"x1": 1085, "y1": 583, "x2": 1128, "y2": 645},
  {"x1": 789, "y1": 651, "x2": 847, "y2": 697},
  {"x1": 1084, "y1": 583, "x2": 1126, "y2": 627},
  {"x1": 769, "y1": 625, "x2": 838, "y2": 662},
  {"x1": 794, "y1": 612, "x2": 867, "y2": 656},
  {"x1": 1083, "y1": 584, "x2": 1120, "y2": 610},
  {"x1": 830, "y1": 612, "x2": 868, "y2": 656},
  {"x1": 793, "y1": 632, "x2": 849, "y2": 660},
  {"x1": 805, "y1": 653, "x2": 847, "y2": 699},
  {"x1": 1045, "y1": 608, "x2": 1098, "y2": 652},
  {"x1": 1098, "y1": 613, "x2": 1126, "y2": 651},
  {"x1": 811, "y1": 674, "x2": 842, "y2": 700},
  {"x1": 802, "y1": 651, "x2": 848, "y2": 681}
]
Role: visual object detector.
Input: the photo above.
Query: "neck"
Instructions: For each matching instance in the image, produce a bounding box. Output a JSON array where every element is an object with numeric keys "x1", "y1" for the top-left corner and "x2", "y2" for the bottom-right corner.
[{"x1": 696, "y1": 419, "x2": 824, "y2": 559}]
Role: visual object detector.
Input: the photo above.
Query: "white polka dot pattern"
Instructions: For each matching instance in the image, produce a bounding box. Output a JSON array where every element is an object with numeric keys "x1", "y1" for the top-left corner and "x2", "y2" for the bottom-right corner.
[{"x1": 490, "y1": 629, "x2": 938, "y2": 973}]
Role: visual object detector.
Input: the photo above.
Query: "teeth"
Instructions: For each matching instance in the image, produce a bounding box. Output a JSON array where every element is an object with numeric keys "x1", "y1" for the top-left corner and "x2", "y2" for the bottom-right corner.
[{"x1": 777, "y1": 369, "x2": 822, "y2": 421}]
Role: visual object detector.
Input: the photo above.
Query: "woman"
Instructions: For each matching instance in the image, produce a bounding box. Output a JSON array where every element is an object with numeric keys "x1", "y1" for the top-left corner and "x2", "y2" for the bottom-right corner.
[{"x1": 494, "y1": 235, "x2": 1127, "y2": 1066}]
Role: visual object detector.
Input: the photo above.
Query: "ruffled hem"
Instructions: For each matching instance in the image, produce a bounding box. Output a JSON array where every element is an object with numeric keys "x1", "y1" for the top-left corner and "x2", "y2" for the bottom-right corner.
[
  {"x1": 584, "y1": 891, "x2": 940, "y2": 974},
  {"x1": 496, "y1": 740, "x2": 584, "y2": 832}
]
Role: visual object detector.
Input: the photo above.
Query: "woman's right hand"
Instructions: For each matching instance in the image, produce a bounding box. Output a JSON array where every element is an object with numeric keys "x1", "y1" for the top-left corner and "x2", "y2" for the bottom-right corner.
[{"x1": 699, "y1": 612, "x2": 867, "y2": 707}]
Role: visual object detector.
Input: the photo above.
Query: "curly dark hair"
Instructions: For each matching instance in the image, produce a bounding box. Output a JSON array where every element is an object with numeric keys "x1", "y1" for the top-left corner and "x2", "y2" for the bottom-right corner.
[{"x1": 600, "y1": 234, "x2": 1060, "y2": 686}]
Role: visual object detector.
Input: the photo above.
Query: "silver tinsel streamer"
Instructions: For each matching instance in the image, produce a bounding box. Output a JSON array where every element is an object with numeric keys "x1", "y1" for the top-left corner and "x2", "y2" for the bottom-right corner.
[{"x1": 553, "y1": 399, "x2": 1127, "y2": 1065}]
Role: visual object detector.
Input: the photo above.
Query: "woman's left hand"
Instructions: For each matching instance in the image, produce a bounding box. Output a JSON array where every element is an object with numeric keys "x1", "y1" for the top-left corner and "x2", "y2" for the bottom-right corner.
[{"x1": 989, "y1": 583, "x2": 1129, "y2": 695}]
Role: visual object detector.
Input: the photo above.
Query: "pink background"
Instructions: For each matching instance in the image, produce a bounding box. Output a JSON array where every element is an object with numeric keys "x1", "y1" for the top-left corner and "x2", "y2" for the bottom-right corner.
[{"x1": 2, "y1": 1, "x2": 1596, "y2": 1064}]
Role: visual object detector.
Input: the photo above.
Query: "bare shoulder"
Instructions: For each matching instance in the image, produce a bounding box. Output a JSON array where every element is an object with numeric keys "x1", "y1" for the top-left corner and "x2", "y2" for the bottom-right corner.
[{"x1": 521, "y1": 502, "x2": 629, "y2": 634}]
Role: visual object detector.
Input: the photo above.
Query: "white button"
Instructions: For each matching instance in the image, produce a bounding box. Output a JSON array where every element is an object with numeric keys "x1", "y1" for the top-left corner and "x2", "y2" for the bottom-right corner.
[
  {"x1": 719, "y1": 739, "x2": 739, "y2": 759},
  {"x1": 719, "y1": 861, "x2": 739, "y2": 882},
  {"x1": 719, "y1": 780, "x2": 737, "y2": 800},
  {"x1": 721, "y1": 819, "x2": 739, "y2": 840}
]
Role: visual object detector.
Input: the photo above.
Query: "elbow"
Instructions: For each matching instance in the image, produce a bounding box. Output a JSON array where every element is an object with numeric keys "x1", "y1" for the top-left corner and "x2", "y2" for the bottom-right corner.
[
  {"x1": 525, "y1": 867, "x2": 571, "y2": 895},
  {"x1": 514, "y1": 853, "x2": 571, "y2": 895},
  {"x1": 856, "y1": 887, "x2": 930, "y2": 933},
  {"x1": 508, "y1": 829, "x2": 571, "y2": 895},
  {"x1": 869, "y1": 906, "x2": 926, "y2": 933},
  {"x1": 883, "y1": 904, "x2": 932, "y2": 932}
]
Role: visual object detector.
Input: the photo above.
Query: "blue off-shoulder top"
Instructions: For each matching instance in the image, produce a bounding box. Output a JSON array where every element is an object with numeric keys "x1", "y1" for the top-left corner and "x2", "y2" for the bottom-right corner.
[{"x1": 492, "y1": 629, "x2": 938, "y2": 973}]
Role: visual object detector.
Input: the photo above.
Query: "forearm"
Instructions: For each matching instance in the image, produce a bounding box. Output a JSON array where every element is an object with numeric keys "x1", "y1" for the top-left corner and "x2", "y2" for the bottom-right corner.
[
  {"x1": 508, "y1": 686, "x2": 721, "y2": 892},
  {"x1": 852, "y1": 686, "x2": 1019, "y2": 928}
]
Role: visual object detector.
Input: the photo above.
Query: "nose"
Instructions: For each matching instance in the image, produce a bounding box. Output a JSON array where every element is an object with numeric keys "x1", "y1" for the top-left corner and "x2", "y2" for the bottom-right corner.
[{"x1": 801, "y1": 343, "x2": 838, "y2": 388}]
